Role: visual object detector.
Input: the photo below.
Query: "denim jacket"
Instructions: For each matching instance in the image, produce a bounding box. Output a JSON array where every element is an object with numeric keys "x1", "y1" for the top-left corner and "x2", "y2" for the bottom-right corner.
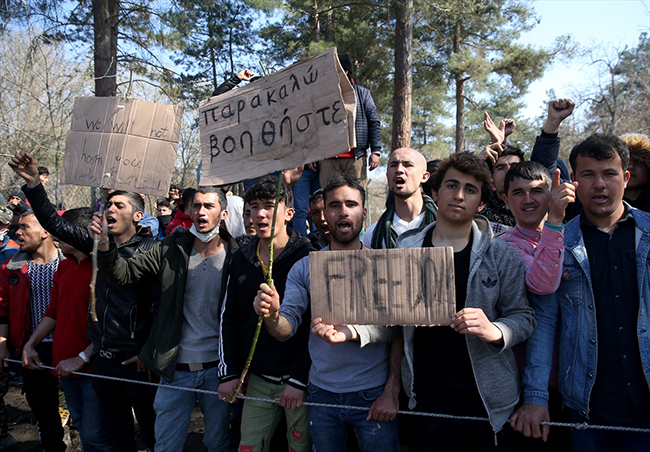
[{"x1": 522, "y1": 206, "x2": 650, "y2": 417}]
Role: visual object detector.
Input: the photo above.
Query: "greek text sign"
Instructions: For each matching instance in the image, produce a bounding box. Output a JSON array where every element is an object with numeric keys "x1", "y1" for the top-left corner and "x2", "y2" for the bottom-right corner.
[
  {"x1": 61, "y1": 97, "x2": 183, "y2": 196},
  {"x1": 309, "y1": 248, "x2": 456, "y2": 326},
  {"x1": 198, "y1": 47, "x2": 357, "y2": 186}
]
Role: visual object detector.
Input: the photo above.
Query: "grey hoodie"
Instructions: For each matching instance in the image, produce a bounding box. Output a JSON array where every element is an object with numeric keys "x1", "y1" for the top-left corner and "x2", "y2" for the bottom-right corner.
[{"x1": 396, "y1": 215, "x2": 536, "y2": 431}]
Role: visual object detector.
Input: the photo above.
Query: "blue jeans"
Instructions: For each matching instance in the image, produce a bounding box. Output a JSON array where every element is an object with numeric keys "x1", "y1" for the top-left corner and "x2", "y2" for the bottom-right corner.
[
  {"x1": 568, "y1": 409, "x2": 650, "y2": 452},
  {"x1": 153, "y1": 368, "x2": 231, "y2": 452},
  {"x1": 292, "y1": 167, "x2": 320, "y2": 235},
  {"x1": 61, "y1": 377, "x2": 113, "y2": 452},
  {"x1": 307, "y1": 383, "x2": 399, "y2": 452}
]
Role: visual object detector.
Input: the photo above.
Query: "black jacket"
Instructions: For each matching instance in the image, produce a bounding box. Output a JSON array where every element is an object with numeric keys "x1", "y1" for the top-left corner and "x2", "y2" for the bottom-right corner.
[
  {"x1": 22, "y1": 183, "x2": 159, "y2": 352},
  {"x1": 218, "y1": 229, "x2": 314, "y2": 389}
]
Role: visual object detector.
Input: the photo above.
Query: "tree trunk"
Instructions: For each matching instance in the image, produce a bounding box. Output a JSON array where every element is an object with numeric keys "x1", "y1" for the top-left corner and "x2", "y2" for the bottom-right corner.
[
  {"x1": 313, "y1": 0, "x2": 320, "y2": 42},
  {"x1": 453, "y1": 21, "x2": 464, "y2": 153},
  {"x1": 391, "y1": 0, "x2": 413, "y2": 150},
  {"x1": 93, "y1": 0, "x2": 118, "y2": 97}
]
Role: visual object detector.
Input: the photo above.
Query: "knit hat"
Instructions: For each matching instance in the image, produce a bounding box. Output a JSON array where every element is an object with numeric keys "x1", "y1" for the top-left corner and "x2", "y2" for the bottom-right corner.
[
  {"x1": 338, "y1": 54, "x2": 354, "y2": 76},
  {"x1": 9, "y1": 191, "x2": 26, "y2": 203}
]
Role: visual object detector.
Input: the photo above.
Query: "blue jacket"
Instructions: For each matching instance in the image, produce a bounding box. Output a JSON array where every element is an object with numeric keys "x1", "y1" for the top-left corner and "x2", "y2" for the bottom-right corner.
[
  {"x1": 352, "y1": 84, "x2": 381, "y2": 158},
  {"x1": 522, "y1": 206, "x2": 650, "y2": 417}
]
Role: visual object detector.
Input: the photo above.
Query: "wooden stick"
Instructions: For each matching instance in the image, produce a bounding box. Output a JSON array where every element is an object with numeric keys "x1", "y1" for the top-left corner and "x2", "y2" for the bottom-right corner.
[
  {"x1": 89, "y1": 188, "x2": 109, "y2": 322},
  {"x1": 230, "y1": 172, "x2": 284, "y2": 402}
]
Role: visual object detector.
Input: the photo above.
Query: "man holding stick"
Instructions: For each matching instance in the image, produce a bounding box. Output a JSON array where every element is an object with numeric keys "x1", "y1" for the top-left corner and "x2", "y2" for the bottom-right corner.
[
  {"x1": 9, "y1": 152, "x2": 158, "y2": 452},
  {"x1": 254, "y1": 175, "x2": 402, "y2": 452},
  {"x1": 218, "y1": 176, "x2": 314, "y2": 452}
]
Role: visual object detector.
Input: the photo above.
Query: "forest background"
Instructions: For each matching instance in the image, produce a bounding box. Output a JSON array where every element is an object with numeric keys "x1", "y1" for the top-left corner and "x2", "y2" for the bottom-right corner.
[{"x1": 1, "y1": 0, "x2": 649, "y2": 219}]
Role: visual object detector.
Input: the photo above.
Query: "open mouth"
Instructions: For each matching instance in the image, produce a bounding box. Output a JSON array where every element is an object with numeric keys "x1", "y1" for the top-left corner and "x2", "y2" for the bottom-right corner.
[
  {"x1": 592, "y1": 194, "x2": 608, "y2": 204},
  {"x1": 196, "y1": 218, "x2": 209, "y2": 228},
  {"x1": 321, "y1": 224, "x2": 330, "y2": 235},
  {"x1": 394, "y1": 176, "x2": 406, "y2": 189},
  {"x1": 106, "y1": 216, "x2": 117, "y2": 228},
  {"x1": 336, "y1": 220, "x2": 351, "y2": 233},
  {"x1": 256, "y1": 221, "x2": 269, "y2": 233}
]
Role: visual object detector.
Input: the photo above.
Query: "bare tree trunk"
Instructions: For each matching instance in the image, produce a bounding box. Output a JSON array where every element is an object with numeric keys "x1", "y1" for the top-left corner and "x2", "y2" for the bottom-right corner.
[
  {"x1": 313, "y1": 0, "x2": 320, "y2": 42},
  {"x1": 391, "y1": 0, "x2": 413, "y2": 150},
  {"x1": 453, "y1": 21, "x2": 464, "y2": 153},
  {"x1": 93, "y1": 0, "x2": 118, "y2": 97}
]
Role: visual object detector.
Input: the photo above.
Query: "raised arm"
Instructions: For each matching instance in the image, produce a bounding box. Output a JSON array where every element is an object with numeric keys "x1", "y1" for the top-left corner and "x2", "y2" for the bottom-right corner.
[{"x1": 10, "y1": 152, "x2": 93, "y2": 255}]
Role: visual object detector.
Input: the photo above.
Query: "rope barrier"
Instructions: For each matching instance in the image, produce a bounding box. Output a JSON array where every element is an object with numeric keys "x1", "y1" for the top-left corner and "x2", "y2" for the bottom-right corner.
[{"x1": 4, "y1": 359, "x2": 650, "y2": 434}]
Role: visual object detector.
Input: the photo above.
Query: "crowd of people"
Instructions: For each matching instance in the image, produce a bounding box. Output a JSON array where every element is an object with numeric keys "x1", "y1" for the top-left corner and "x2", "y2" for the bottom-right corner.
[{"x1": 0, "y1": 81, "x2": 646, "y2": 452}]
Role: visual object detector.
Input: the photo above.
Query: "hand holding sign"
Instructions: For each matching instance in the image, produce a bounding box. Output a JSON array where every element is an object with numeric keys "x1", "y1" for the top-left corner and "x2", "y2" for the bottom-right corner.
[{"x1": 310, "y1": 318, "x2": 358, "y2": 344}]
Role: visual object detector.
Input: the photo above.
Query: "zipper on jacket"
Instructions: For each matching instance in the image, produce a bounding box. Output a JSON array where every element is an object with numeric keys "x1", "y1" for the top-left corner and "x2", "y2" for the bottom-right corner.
[
  {"x1": 493, "y1": 429, "x2": 498, "y2": 446},
  {"x1": 130, "y1": 304, "x2": 137, "y2": 339},
  {"x1": 101, "y1": 287, "x2": 109, "y2": 348}
]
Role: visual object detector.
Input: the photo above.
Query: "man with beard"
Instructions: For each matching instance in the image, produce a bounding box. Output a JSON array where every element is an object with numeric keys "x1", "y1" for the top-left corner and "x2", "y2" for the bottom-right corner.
[
  {"x1": 306, "y1": 189, "x2": 330, "y2": 250},
  {"x1": 0, "y1": 210, "x2": 65, "y2": 452},
  {"x1": 364, "y1": 148, "x2": 436, "y2": 249},
  {"x1": 254, "y1": 176, "x2": 402, "y2": 451},
  {"x1": 94, "y1": 186, "x2": 237, "y2": 452},
  {"x1": 9, "y1": 152, "x2": 158, "y2": 452}
]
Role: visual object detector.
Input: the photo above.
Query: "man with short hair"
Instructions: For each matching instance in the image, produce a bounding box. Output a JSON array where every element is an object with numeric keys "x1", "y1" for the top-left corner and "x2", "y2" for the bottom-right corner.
[
  {"x1": 0, "y1": 210, "x2": 65, "y2": 452},
  {"x1": 502, "y1": 161, "x2": 575, "y2": 295},
  {"x1": 478, "y1": 145, "x2": 524, "y2": 234},
  {"x1": 512, "y1": 134, "x2": 650, "y2": 450},
  {"x1": 218, "y1": 176, "x2": 314, "y2": 452},
  {"x1": 22, "y1": 207, "x2": 113, "y2": 452},
  {"x1": 364, "y1": 147, "x2": 436, "y2": 249},
  {"x1": 9, "y1": 151, "x2": 158, "y2": 452},
  {"x1": 37, "y1": 166, "x2": 49, "y2": 186},
  {"x1": 306, "y1": 189, "x2": 329, "y2": 250},
  {"x1": 254, "y1": 176, "x2": 402, "y2": 451},
  {"x1": 167, "y1": 188, "x2": 196, "y2": 235},
  {"x1": 94, "y1": 186, "x2": 237, "y2": 452},
  {"x1": 397, "y1": 152, "x2": 535, "y2": 451}
]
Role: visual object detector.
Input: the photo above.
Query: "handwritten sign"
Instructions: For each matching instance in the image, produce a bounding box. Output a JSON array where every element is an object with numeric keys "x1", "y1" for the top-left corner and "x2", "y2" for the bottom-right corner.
[
  {"x1": 61, "y1": 97, "x2": 184, "y2": 196},
  {"x1": 309, "y1": 248, "x2": 456, "y2": 326},
  {"x1": 198, "y1": 47, "x2": 357, "y2": 186}
]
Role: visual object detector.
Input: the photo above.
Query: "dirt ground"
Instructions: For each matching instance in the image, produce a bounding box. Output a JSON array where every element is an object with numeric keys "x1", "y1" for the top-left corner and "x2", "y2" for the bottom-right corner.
[{"x1": 4, "y1": 377, "x2": 213, "y2": 452}]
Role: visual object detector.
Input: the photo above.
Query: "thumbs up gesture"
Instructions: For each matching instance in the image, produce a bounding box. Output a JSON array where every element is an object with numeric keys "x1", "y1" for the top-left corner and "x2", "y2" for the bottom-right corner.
[{"x1": 547, "y1": 169, "x2": 577, "y2": 226}]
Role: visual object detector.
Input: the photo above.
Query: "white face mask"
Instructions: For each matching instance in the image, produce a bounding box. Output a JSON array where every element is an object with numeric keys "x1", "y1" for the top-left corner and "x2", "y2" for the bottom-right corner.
[{"x1": 189, "y1": 223, "x2": 220, "y2": 243}]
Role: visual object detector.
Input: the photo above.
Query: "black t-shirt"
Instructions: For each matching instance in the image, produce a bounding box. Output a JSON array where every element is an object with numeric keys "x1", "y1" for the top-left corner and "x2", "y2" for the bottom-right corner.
[{"x1": 413, "y1": 228, "x2": 485, "y2": 416}]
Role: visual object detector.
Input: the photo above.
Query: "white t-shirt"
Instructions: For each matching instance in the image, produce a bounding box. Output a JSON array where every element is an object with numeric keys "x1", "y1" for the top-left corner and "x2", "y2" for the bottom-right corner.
[{"x1": 362, "y1": 211, "x2": 426, "y2": 248}]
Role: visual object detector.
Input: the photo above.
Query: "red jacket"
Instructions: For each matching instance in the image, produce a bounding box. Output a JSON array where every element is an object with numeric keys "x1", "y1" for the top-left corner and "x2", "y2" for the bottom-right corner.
[
  {"x1": 166, "y1": 209, "x2": 193, "y2": 235},
  {"x1": 44, "y1": 256, "x2": 93, "y2": 376},
  {"x1": 0, "y1": 252, "x2": 39, "y2": 354}
]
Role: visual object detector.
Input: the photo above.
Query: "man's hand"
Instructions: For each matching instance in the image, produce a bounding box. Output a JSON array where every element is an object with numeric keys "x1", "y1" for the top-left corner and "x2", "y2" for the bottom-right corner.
[
  {"x1": 310, "y1": 318, "x2": 357, "y2": 344},
  {"x1": 367, "y1": 388, "x2": 399, "y2": 422},
  {"x1": 307, "y1": 161, "x2": 319, "y2": 172},
  {"x1": 509, "y1": 403, "x2": 550, "y2": 442},
  {"x1": 368, "y1": 153, "x2": 380, "y2": 171},
  {"x1": 8, "y1": 152, "x2": 40, "y2": 188},
  {"x1": 451, "y1": 308, "x2": 503, "y2": 344},
  {"x1": 253, "y1": 281, "x2": 280, "y2": 320},
  {"x1": 217, "y1": 379, "x2": 242, "y2": 403},
  {"x1": 55, "y1": 356, "x2": 85, "y2": 377},
  {"x1": 547, "y1": 169, "x2": 577, "y2": 226},
  {"x1": 544, "y1": 98, "x2": 575, "y2": 134},
  {"x1": 501, "y1": 118, "x2": 516, "y2": 139},
  {"x1": 478, "y1": 143, "x2": 503, "y2": 167},
  {"x1": 276, "y1": 385, "x2": 305, "y2": 410},
  {"x1": 22, "y1": 343, "x2": 43, "y2": 370},
  {"x1": 483, "y1": 112, "x2": 505, "y2": 145},
  {"x1": 282, "y1": 167, "x2": 303, "y2": 187},
  {"x1": 122, "y1": 355, "x2": 153, "y2": 382},
  {"x1": 237, "y1": 69, "x2": 254, "y2": 81},
  {"x1": 89, "y1": 212, "x2": 110, "y2": 251}
]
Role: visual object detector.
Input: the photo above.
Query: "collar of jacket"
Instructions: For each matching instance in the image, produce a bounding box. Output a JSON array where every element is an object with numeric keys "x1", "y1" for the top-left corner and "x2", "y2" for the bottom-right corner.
[{"x1": 6, "y1": 248, "x2": 64, "y2": 271}]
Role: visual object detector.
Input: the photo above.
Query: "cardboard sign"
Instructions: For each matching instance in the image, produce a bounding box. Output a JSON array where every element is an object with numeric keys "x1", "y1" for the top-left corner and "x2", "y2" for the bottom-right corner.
[
  {"x1": 198, "y1": 47, "x2": 357, "y2": 186},
  {"x1": 309, "y1": 248, "x2": 456, "y2": 326},
  {"x1": 61, "y1": 97, "x2": 184, "y2": 196}
]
